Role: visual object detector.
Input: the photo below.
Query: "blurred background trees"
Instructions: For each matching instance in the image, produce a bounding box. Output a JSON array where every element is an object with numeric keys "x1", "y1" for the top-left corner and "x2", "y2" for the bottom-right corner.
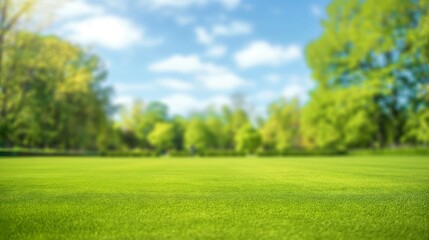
[{"x1": 0, "y1": 0, "x2": 428, "y2": 154}]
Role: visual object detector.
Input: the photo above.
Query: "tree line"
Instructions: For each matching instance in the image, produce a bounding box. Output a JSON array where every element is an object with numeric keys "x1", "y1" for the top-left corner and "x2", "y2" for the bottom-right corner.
[{"x1": 0, "y1": 0, "x2": 428, "y2": 154}]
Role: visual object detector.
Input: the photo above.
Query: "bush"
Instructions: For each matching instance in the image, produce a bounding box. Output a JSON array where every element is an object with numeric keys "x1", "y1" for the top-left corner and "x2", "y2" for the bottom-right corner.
[
  {"x1": 350, "y1": 147, "x2": 429, "y2": 156},
  {"x1": 199, "y1": 150, "x2": 246, "y2": 157},
  {"x1": 0, "y1": 148, "x2": 95, "y2": 157},
  {"x1": 102, "y1": 149, "x2": 157, "y2": 157},
  {"x1": 168, "y1": 151, "x2": 191, "y2": 157},
  {"x1": 3, "y1": 147, "x2": 426, "y2": 158},
  {"x1": 256, "y1": 149, "x2": 278, "y2": 157},
  {"x1": 256, "y1": 149, "x2": 347, "y2": 157}
]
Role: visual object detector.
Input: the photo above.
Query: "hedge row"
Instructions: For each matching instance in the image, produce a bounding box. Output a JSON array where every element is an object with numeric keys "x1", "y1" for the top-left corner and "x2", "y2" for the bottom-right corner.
[
  {"x1": 0, "y1": 148, "x2": 96, "y2": 157},
  {"x1": 349, "y1": 147, "x2": 429, "y2": 156},
  {"x1": 1, "y1": 147, "x2": 427, "y2": 157},
  {"x1": 101, "y1": 150, "x2": 246, "y2": 157},
  {"x1": 256, "y1": 149, "x2": 348, "y2": 157},
  {"x1": 99, "y1": 150, "x2": 158, "y2": 157}
]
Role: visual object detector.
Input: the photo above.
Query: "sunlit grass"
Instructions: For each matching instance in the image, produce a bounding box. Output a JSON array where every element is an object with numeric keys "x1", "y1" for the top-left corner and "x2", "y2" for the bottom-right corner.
[{"x1": 0, "y1": 156, "x2": 428, "y2": 239}]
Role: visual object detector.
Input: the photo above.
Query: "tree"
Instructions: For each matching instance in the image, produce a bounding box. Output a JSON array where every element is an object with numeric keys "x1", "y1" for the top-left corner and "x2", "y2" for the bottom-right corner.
[
  {"x1": 221, "y1": 105, "x2": 251, "y2": 149},
  {"x1": 0, "y1": 0, "x2": 35, "y2": 87},
  {"x1": 0, "y1": 32, "x2": 113, "y2": 150},
  {"x1": 403, "y1": 85, "x2": 429, "y2": 145},
  {"x1": 235, "y1": 124, "x2": 261, "y2": 154},
  {"x1": 118, "y1": 101, "x2": 168, "y2": 149},
  {"x1": 135, "y1": 101, "x2": 168, "y2": 147},
  {"x1": 261, "y1": 98, "x2": 302, "y2": 151},
  {"x1": 403, "y1": 109, "x2": 429, "y2": 145},
  {"x1": 184, "y1": 118, "x2": 213, "y2": 152},
  {"x1": 148, "y1": 123, "x2": 175, "y2": 152},
  {"x1": 302, "y1": 88, "x2": 377, "y2": 149},
  {"x1": 305, "y1": 0, "x2": 429, "y2": 148},
  {"x1": 118, "y1": 100, "x2": 145, "y2": 148},
  {"x1": 0, "y1": 0, "x2": 67, "y2": 146},
  {"x1": 0, "y1": 0, "x2": 114, "y2": 150},
  {"x1": 170, "y1": 116, "x2": 187, "y2": 151},
  {"x1": 204, "y1": 109, "x2": 229, "y2": 149},
  {"x1": 0, "y1": 0, "x2": 36, "y2": 145}
]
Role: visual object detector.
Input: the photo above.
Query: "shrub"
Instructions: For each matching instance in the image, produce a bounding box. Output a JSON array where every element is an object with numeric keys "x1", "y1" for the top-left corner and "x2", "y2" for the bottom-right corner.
[
  {"x1": 200, "y1": 150, "x2": 246, "y2": 157},
  {"x1": 350, "y1": 147, "x2": 429, "y2": 156},
  {"x1": 168, "y1": 151, "x2": 191, "y2": 157},
  {"x1": 0, "y1": 148, "x2": 94, "y2": 157},
  {"x1": 256, "y1": 149, "x2": 347, "y2": 157},
  {"x1": 101, "y1": 149, "x2": 157, "y2": 157}
]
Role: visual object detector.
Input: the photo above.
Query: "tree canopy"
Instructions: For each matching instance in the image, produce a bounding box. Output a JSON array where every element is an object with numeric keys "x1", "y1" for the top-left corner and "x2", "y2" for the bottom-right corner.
[{"x1": 304, "y1": 0, "x2": 429, "y2": 149}]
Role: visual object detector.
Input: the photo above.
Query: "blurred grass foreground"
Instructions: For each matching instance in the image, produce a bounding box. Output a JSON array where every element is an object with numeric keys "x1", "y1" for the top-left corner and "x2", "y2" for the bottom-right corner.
[{"x1": 1, "y1": 156, "x2": 428, "y2": 239}]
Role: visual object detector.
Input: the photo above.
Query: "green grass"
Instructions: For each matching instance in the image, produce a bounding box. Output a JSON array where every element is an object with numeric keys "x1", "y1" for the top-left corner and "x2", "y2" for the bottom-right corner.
[{"x1": 0, "y1": 156, "x2": 428, "y2": 239}]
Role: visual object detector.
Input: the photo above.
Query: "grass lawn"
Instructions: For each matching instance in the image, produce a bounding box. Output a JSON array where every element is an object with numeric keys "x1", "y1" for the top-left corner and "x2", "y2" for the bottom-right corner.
[{"x1": 0, "y1": 156, "x2": 428, "y2": 239}]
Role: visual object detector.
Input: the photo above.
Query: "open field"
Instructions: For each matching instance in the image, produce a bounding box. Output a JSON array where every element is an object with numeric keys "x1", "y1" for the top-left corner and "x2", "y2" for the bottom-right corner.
[{"x1": 0, "y1": 156, "x2": 428, "y2": 239}]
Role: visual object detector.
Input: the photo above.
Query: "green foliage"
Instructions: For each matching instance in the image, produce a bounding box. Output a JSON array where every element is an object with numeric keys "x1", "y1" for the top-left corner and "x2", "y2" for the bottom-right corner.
[
  {"x1": 256, "y1": 149, "x2": 347, "y2": 157},
  {"x1": 261, "y1": 99, "x2": 302, "y2": 151},
  {"x1": 100, "y1": 149, "x2": 157, "y2": 157},
  {"x1": 0, "y1": 32, "x2": 112, "y2": 150},
  {"x1": 305, "y1": 0, "x2": 429, "y2": 149},
  {"x1": 205, "y1": 114, "x2": 230, "y2": 149},
  {"x1": 350, "y1": 147, "x2": 429, "y2": 156},
  {"x1": 0, "y1": 147, "x2": 96, "y2": 156},
  {"x1": 200, "y1": 150, "x2": 246, "y2": 157},
  {"x1": 148, "y1": 122, "x2": 175, "y2": 151},
  {"x1": 221, "y1": 106, "x2": 251, "y2": 148},
  {"x1": 403, "y1": 85, "x2": 429, "y2": 145},
  {"x1": 118, "y1": 100, "x2": 169, "y2": 148},
  {"x1": 170, "y1": 116, "x2": 187, "y2": 151},
  {"x1": 168, "y1": 150, "x2": 192, "y2": 157},
  {"x1": 302, "y1": 88, "x2": 377, "y2": 149},
  {"x1": 184, "y1": 118, "x2": 213, "y2": 151},
  {"x1": 235, "y1": 124, "x2": 262, "y2": 154}
]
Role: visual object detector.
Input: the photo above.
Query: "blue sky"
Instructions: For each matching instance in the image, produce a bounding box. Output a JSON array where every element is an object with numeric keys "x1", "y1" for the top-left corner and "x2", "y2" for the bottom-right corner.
[{"x1": 48, "y1": 0, "x2": 331, "y2": 116}]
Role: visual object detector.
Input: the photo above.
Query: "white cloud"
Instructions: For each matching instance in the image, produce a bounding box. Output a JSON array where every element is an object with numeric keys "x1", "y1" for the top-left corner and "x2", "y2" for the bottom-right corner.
[
  {"x1": 257, "y1": 90, "x2": 277, "y2": 101},
  {"x1": 175, "y1": 15, "x2": 195, "y2": 25},
  {"x1": 149, "y1": 55, "x2": 222, "y2": 73},
  {"x1": 114, "y1": 83, "x2": 154, "y2": 92},
  {"x1": 156, "y1": 78, "x2": 194, "y2": 91},
  {"x1": 282, "y1": 75, "x2": 315, "y2": 102},
  {"x1": 61, "y1": 15, "x2": 161, "y2": 50},
  {"x1": 234, "y1": 41, "x2": 302, "y2": 68},
  {"x1": 162, "y1": 94, "x2": 200, "y2": 115},
  {"x1": 117, "y1": 78, "x2": 195, "y2": 93},
  {"x1": 265, "y1": 74, "x2": 282, "y2": 84},
  {"x1": 195, "y1": 27, "x2": 214, "y2": 45},
  {"x1": 113, "y1": 95, "x2": 134, "y2": 108},
  {"x1": 140, "y1": 0, "x2": 241, "y2": 10},
  {"x1": 218, "y1": 0, "x2": 241, "y2": 10},
  {"x1": 30, "y1": 0, "x2": 101, "y2": 26},
  {"x1": 282, "y1": 85, "x2": 307, "y2": 101},
  {"x1": 195, "y1": 20, "x2": 252, "y2": 45},
  {"x1": 311, "y1": 5, "x2": 323, "y2": 18},
  {"x1": 105, "y1": 0, "x2": 128, "y2": 11},
  {"x1": 55, "y1": 0, "x2": 161, "y2": 50},
  {"x1": 149, "y1": 54, "x2": 248, "y2": 91},
  {"x1": 212, "y1": 21, "x2": 252, "y2": 36},
  {"x1": 206, "y1": 45, "x2": 227, "y2": 58},
  {"x1": 196, "y1": 70, "x2": 247, "y2": 90},
  {"x1": 161, "y1": 94, "x2": 231, "y2": 115},
  {"x1": 56, "y1": 0, "x2": 104, "y2": 20}
]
